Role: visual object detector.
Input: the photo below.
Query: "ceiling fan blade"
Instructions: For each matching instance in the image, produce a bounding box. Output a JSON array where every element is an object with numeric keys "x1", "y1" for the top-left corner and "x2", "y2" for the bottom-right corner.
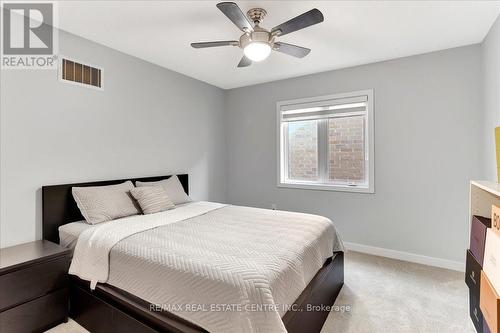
[
  {"x1": 274, "y1": 42, "x2": 311, "y2": 58},
  {"x1": 271, "y1": 8, "x2": 324, "y2": 36},
  {"x1": 191, "y1": 41, "x2": 238, "y2": 48},
  {"x1": 237, "y1": 55, "x2": 252, "y2": 67},
  {"x1": 216, "y1": 2, "x2": 253, "y2": 32}
]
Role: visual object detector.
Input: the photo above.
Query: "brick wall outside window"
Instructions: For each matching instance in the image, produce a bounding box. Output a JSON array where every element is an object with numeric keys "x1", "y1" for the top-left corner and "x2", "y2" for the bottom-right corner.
[
  {"x1": 328, "y1": 116, "x2": 365, "y2": 182},
  {"x1": 286, "y1": 117, "x2": 365, "y2": 183},
  {"x1": 288, "y1": 121, "x2": 318, "y2": 180}
]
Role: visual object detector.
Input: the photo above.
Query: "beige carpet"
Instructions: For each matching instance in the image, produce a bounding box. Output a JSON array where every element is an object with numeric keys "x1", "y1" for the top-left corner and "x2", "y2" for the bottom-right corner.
[
  {"x1": 46, "y1": 251, "x2": 475, "y2": 333},
  {"x1": 322, "y1": 252, "x2": 474, "y2": 333}
]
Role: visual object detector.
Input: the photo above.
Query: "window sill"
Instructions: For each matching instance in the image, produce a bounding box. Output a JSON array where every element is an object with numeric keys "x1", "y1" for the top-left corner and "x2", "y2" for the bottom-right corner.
[{"x1": 277, "y1": 181, "x2": 374, "y2": 193}]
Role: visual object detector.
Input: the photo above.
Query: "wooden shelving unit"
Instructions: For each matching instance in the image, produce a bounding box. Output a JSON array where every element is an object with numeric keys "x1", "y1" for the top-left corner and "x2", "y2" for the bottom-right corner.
[
  {"x1": 468, "y1": 181, "x2": 500, "y2": 333},
  {"x1": 470, "y1": 181, "x2": 500, "y2": 231}
]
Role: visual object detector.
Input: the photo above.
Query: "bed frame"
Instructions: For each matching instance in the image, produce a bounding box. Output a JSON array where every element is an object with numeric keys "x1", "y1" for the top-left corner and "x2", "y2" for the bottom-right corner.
[{"x1": 42, "y1": 174, "x2": 344, "y2": 333}]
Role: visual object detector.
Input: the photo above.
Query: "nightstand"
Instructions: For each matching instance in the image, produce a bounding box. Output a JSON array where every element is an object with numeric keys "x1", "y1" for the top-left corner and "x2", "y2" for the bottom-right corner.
[{"x1": 0, "y1": 240, "x2": 71, "y2": 333}]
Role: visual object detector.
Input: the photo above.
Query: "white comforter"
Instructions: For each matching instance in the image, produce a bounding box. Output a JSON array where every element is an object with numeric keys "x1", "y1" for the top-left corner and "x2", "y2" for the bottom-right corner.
[{"x1": 69, "y1": 202, "x2": 344, "y2": 333}]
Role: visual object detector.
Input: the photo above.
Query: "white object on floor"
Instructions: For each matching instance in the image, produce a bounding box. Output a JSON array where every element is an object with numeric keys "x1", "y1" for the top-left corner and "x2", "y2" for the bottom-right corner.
[{"x1": 46, "y1": 251, "x2": 474, "y2": 333}]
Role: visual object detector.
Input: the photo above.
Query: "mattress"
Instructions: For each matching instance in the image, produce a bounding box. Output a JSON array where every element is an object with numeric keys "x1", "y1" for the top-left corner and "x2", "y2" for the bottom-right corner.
[
  {"x1": 69, "y1": 201, "x2": 344, "y2": 333},
  {"x1": 58, "y1": 221, "x2": 91, "y2": 249}
]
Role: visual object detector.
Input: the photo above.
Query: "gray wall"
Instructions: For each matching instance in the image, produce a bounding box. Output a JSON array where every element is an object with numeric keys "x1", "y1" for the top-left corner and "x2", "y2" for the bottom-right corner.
[
  {"x1": 482, "y1": 16, "x2": 500, "y2": 181},
  {"x1": 224, "y1": 45, "x2": 483, "y2": 263},
  {"x1": 0, "y1": 30, "x2": 226, "y2": 247}
]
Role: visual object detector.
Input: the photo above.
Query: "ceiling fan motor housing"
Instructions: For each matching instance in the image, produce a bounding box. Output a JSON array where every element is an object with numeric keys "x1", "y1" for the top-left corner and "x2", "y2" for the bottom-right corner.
[{"x1": 239, "y1": 26, "x2": 274, "y2": 49}]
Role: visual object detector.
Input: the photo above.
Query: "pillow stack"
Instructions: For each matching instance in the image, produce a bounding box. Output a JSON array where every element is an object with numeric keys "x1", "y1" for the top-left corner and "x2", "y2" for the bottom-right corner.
[{"x1": 72, "y1": 175, "x2": 191, "y2": 224}]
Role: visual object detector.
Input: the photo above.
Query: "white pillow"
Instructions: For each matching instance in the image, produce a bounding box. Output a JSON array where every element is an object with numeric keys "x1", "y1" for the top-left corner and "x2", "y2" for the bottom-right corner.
[
  {"x1": 130, "y1": 186, "x2": 175, "y2": 214},
  {"x1": 72, "y1": 181, "x2": 140, "y2": 224},
  {"x1": 135, "y1": 175, "x2": 191, "y2": 205}
]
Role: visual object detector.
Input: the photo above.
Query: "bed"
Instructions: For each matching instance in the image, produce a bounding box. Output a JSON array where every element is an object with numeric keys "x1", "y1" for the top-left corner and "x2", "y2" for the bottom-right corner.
[{"x1": 42, "y1": 174, "x2": 344, "y2": 333}]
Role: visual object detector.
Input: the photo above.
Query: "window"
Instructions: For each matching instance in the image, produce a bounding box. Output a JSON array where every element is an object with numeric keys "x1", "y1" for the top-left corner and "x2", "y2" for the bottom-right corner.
[{"x1": 277, "y1": 90, "x2": 374, "y2": 193}]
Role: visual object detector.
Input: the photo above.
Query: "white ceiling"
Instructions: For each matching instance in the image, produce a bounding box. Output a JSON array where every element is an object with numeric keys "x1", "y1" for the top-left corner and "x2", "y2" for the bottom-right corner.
[{"x1": 56, "y1": 1, "x2": 500, "y2": 89}]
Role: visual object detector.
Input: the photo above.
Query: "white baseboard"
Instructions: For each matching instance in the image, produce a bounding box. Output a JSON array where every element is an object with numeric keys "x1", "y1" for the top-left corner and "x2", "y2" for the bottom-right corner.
[{"x1": 343, "y1": 242, "x2": 465, "y2": 272}]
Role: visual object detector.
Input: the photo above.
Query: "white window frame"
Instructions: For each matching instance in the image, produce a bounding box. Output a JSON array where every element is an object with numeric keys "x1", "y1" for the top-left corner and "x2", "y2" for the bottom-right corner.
[{"x1": 277, "y1": 89, "x2": 374, "y2": 193}]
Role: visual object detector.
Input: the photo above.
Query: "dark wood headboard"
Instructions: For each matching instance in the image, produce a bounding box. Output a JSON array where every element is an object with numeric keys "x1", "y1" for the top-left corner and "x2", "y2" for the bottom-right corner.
[{"x1": 42, "y1": 174, "x2": 188, "y2": 244}]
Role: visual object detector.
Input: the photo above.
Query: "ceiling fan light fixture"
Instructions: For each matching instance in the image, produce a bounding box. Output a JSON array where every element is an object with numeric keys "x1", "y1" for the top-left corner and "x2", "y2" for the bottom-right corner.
[
  {"x1": 243, "y1": 42, "x2": 271, "y2": 62},
  {"x1": 191, "y1": 3, "x2": 324, "y2": 67}
]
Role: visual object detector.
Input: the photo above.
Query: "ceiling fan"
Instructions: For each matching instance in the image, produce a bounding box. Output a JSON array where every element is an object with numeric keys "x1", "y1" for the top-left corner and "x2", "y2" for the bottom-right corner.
[{"x1": 191, "y1": 2, "x2": 324, "y2": 67}]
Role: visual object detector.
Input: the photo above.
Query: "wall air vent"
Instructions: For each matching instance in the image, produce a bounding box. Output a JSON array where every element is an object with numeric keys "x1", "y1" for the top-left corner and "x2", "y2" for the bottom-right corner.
[{"x1": 60, "y1": 58, "x2": 102, "y2": 89}]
